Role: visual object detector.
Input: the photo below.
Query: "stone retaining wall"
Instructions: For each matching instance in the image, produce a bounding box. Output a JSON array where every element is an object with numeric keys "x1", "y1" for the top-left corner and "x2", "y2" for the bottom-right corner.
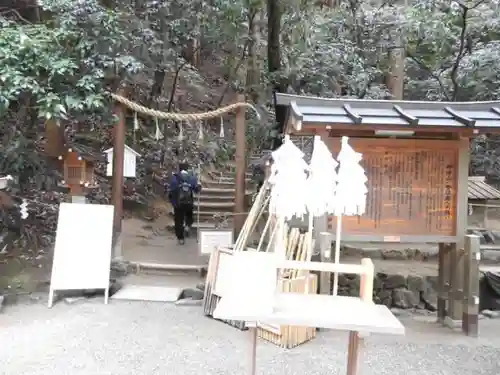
[{"x1": 336, "y1": 273, "x2": 438, "y2": 310}]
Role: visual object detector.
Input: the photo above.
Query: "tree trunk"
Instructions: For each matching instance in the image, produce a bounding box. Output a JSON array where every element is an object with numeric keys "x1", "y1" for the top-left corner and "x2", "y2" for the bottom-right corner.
[
  {"x1": 267, "y1": 0, "x2": 286, "y2": 148},
  {"x1": 387, "y1": 34, "x2": 405, "y2": 100},
  {"x1": 246, "y1": 5, "x2": 261, "y2": 104}
]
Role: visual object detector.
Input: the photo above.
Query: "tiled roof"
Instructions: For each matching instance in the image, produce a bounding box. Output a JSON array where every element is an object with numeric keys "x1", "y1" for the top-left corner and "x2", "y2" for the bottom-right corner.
[
  {"x1": 468, "y1": 176, "x2": 500, "y2": 200},
  {"x1": 276, "y1": 93, "x2": 500, "y2": 131}
]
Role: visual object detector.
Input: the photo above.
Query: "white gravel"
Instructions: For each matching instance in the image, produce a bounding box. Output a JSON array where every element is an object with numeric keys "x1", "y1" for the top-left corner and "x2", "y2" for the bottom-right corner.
[{"x1": 1, "y1": 298, "x2": 500, "y2": 375}]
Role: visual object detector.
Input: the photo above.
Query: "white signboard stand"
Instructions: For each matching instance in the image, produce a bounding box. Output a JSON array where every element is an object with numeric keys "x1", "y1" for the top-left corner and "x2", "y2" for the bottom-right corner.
[
  {"x1": 198, "y1": 229, "x2": 233, "y2": 255},
  {"x1": 48, "y1": 203, "x2": 114, "y2": 308}
]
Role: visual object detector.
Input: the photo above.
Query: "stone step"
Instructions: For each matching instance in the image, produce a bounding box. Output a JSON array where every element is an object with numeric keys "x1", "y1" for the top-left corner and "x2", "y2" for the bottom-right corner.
[
  {"x1": 193, "y1": 210, "x2": 235, "y2": 220},
  {"x1": 196, "y1": 201, "x2": 235, "y2": 211},
  {"x1": 194, "y1": 194, "x2": 235, "y2": 201},
  {"x1": 200, "y1": 187, "x2": 253, "y2": 195},
  {"x1": 202, "y1": 180, "x2": 237, "y2": 188}
]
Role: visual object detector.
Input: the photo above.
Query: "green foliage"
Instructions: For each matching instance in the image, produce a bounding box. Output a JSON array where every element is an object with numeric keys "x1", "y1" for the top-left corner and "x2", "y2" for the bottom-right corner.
[{"x1": 0, "y1": 0, "x2": 142, "y2": 121}]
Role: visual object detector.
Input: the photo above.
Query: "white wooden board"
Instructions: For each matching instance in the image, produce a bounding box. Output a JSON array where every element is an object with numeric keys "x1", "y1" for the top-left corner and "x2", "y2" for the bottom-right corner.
[
  {"x1": 199, "y1": 229, "x2": 233, "y2": 255},
  {"x1": 48, "y1": 203, "x2": 114, "y2": 307},
  {"x1": 221, "y1": 251, "x2": 278, "y2": 316},
  {"x1": 214, "y1": 294, "x2": 405, "y2": 335},
  {"x1": 111, "y1": 285, "x2": 182, "y2": 302},
  {"x1": 213, "y1": 251, "x2": 233, "y2": 297}
]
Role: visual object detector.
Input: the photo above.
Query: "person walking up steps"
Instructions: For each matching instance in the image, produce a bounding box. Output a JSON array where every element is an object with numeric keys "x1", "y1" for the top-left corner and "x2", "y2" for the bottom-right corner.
[{"x1": 167, "y1": 163, "x2": 201, "y2": 245}]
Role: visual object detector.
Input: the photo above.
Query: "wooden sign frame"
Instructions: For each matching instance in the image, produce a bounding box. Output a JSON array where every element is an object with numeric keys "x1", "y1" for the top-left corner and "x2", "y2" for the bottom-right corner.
[
  {"x1": 198, "y1": 228, "x2": 234, "y2": 256},
  {"x1": 327, "y1": 137, "x2": 461, "y2": 243}
]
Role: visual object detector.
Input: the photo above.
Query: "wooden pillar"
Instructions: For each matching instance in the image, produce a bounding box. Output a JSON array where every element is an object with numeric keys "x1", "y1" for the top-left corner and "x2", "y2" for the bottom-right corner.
[
  {"x1": 111, "y1": 90, "x2": 126, "y2": 234},
  {"x1": 319, "y1": 232, "x2": 332, "y2": 295},
  {"x1": 234, "y1": 93, "x2": 247, "y2": 237},
  {"x1": 437, "y1": 243, "x2": 451, "y2": 323},
  {"x1": 462, "y1": 234, "x2": 480, "y2": 336},
  {"x1": 448, "y1": 137, "x2": 470, "y2": 322},
  {"x1": 346, "y1": 259, "x2": 374, "y2": 375}
]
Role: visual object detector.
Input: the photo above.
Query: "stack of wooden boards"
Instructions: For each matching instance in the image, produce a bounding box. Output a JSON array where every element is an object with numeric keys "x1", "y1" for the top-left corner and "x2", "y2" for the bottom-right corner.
[
  {"x1": 257, "y1": 227, "x2": 317, "y2": 348},
  {"x1": 203, "y1": 180, "x2": 319, "y2": 348}
]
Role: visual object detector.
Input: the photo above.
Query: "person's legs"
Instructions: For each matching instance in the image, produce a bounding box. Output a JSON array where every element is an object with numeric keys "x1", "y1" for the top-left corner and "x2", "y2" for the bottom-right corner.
[
  {"x1": 174, "y1": 206, "x2": 186, "y2": 243},
  {"x1": 184, "y1": 204, "x2": 194, "y2": 237}
]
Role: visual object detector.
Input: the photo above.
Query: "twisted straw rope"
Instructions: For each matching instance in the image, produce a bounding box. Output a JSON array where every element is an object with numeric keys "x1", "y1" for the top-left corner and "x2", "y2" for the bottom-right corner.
[{"x1": 110, "y1": 93, "x2": 261, "y2": 121}]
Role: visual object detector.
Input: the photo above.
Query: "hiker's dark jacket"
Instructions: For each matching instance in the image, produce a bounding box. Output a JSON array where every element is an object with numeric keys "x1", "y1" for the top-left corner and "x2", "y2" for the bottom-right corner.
[{"x1": 167, "y1": 173, "x2": 200, "y2": 208}]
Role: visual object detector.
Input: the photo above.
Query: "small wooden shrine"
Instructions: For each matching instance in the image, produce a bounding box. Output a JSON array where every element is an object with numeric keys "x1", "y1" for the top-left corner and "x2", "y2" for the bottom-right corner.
[
  {"x1": 57, "y1": 144, "x2": 104, "y2": 197},
  {"x1": 274, "y1": 93, "x2": 500, "y2": 334}
]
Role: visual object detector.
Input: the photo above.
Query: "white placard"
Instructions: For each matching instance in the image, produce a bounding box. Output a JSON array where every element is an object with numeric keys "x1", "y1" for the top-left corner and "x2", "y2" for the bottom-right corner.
[
  {"x1": 213, "y1": 251, "x2": 233, "y2": 297},
  {"x1": 48, "y1": 203, "x2": 114, "y2": 307},
  {"x1": 199, "y1": 229, "x2": 233, "y2": 255}
]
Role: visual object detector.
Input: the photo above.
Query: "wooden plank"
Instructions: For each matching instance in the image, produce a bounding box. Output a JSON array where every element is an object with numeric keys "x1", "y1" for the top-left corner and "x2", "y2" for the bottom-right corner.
[{"x1": 326, "y1": 138, "x2": 458, "y2": 238}]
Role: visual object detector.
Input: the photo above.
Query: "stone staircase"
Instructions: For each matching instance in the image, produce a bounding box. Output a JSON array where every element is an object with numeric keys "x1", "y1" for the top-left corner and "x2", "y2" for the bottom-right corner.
[{"x1": 193, "y1": 166, "x2": 254, "y2": 230}]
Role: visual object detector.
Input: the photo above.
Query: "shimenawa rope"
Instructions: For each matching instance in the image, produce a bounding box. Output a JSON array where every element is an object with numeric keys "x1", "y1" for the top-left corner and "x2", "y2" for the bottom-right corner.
[{"x1": 110, "y1": 93, "x2": 261, "y2": 121}]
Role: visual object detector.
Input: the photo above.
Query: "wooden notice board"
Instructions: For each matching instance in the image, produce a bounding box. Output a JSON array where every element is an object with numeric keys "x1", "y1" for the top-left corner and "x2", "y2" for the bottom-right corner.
[{"x1": 327, "y1": 138, "x2": 458, "y2": 237}]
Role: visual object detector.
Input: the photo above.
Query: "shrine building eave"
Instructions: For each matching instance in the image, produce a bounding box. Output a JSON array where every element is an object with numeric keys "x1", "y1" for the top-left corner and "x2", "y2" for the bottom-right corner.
[{"x1": 275, "y1": 93, "x2": 500, "y2": 134}]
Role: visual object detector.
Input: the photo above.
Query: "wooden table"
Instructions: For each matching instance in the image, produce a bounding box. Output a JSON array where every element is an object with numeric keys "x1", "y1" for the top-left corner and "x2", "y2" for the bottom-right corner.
[{"x1": 214, "y1": 293, "x2": 405, "y2": 375}]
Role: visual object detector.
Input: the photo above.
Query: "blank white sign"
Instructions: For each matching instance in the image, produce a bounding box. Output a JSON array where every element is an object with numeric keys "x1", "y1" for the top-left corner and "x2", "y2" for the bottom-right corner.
[
  {"x1": 199, "y1": 230, "x2": 233, "y2": 255},
  {"x1": 50, "y1": 203, "x2": 114, "y2": 292}
]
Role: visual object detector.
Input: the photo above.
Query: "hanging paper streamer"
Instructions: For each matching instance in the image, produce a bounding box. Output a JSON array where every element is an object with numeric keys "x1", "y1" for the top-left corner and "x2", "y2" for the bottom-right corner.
[
  {"x1": 154, "y1": 117, "x2": 162, "y2": 140},
  {"x1": 332, "y1": 136, "x2": 368, "y2": 296},
  {"x1": 335, "y1": 136, "x2": 367, "y2": 216},
  {"x1": 178, "y1": 121, "x2": 184, "y2": 141},
  {"x1": 308, "y1": 135, "x2": 339, "y2": 216},
  {"x1": 219, "y1": 117, "x2": 225, "y2": 138},
  {"x1": 268, "y1": 137, "x2": 309, "y2": 221},
  {"x1": 133, "y1": 112, "x2": 139, "y2": 143},
  {"x1": 198, "y1": 121, "x2": 204, "y2": 141},
  {"x1": 133, "y1": 112, "x2": 139, "y2": 131}
]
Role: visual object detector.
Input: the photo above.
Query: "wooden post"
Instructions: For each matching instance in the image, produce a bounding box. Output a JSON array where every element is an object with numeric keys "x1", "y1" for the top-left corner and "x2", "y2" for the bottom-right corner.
[
  {"x1": 346, "y1": 258, "x2": 374, "y2": 375},
  {"x1": 448, "y1": 137, "x2": 470, "y2": 322},
  {"x1": 234, "y1": 93, "x2": 247, "y2": 237},
  {"x1": 437, "y1": 243, "x2": 451, "y2": 323},
  {"x1": 111, "y1": 89, "x2": 126, "y2": 234},
  {"x1": 319, "y1": 232, "x2": 332, "y2": 295},
  {"x1": 462, "y1": 234, "x2": 480, "y2": 337}
]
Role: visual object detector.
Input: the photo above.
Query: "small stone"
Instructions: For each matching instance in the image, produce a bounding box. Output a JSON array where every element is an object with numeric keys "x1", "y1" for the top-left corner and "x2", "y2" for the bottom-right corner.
[
  {"x1": 406, "y1": 275, "x2": 424, "y2": 293},
  {"x1": 195, "y1": 282, "x2": 206, "y2": 291},
  {"x1": 175, "y1": 298, "x2": 203, "y2": 306},
  {"x1": 378, "y1": 289, "x2": 392, "y2": 307},
  {"x1": 179, "y1": 288, "x2": 204, "y2": 300},
  {"x1": 482, "y1": 309, "x2": 500, "y2": 319},
  {"x1": 381, "y1": 249, "x2": 407, "y2": 260},
  {"x1": 64, "y1": 296, "x2": 86, "y2": 304},
  {"x1": 384, "y1": 274, "x2": 407, "y2": 289},
  {"x1": 392, "y1": 288, "x2": 419, "y2": 309}
]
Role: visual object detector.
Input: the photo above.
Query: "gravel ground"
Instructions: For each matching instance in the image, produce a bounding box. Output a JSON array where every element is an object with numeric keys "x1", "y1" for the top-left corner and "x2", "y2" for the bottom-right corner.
[{"x1": 1, "y1": 299, "x2": 500, "y2": 375}]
